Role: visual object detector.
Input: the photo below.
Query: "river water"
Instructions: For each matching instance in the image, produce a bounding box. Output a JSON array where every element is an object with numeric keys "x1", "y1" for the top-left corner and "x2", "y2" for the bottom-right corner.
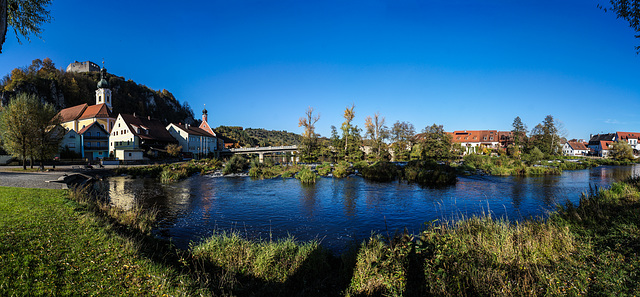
[{"x1": 107, "y1": 165, "x2": 640, "y2": 253}]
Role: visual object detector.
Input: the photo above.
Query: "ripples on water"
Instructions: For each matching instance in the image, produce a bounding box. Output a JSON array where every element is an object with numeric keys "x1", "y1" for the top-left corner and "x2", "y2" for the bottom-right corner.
[{"x1": 107, "y1": 165, "x2": 640, "y2": 253}]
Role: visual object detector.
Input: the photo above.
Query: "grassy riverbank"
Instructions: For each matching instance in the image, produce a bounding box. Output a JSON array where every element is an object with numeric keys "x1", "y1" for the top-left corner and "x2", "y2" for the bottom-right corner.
[
  {"x1": 0, "y1": 186, "x2": 206, "y2": 296},
  {"x1": 3, "y1": 175, "x2": 639, "y2": 296},
  {"x1": 459, "y1": 154, "x2": 638, "y2": 176}
]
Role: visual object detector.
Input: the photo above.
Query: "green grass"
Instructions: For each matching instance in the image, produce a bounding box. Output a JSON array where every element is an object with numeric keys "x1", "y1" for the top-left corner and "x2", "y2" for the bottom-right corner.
[{"x1": 0, "y1": 186, "x2": 206, "y2": 296}]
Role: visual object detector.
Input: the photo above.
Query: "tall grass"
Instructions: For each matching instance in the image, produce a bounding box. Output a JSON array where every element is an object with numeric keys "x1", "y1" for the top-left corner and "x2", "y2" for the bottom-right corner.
[{"x1": 296, "y1": 167, "x2": 318, "y2": 184}]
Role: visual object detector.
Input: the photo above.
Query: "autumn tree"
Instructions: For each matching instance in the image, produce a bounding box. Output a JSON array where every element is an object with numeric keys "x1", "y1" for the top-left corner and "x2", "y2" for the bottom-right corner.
[
  {"x1": 0, "y1": 93, "x2": 38, "y2": 169},
  {"x1": 611, "y1": 140, "x2": 635, "y2": 160},
  {"x1": 166, "y1": 144, "x2": 182, "y2": 157},
  {"x1": 298, "y1": 106, "x2": 320, "y2": 162},
  {"x1": 1, "y1": 0, "x2": 53, "y2": 53},
  {"x1": 32, "y1": 99, "x2": 61, "y2": 169},
  {"x1": 338, "y1": 104, "x2": 361, "y2": 161},
  {"x1": 390, "y1": 121, "x2": 415, "y2": 161},
  {"x1": 364, "y1": 112, "x2": 389, "y2": 161}
]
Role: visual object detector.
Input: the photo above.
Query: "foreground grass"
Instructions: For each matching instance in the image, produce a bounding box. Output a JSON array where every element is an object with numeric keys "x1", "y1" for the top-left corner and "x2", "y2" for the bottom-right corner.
[{"x1": 0, "y1": 187, "x2": 206, "y2": 296}]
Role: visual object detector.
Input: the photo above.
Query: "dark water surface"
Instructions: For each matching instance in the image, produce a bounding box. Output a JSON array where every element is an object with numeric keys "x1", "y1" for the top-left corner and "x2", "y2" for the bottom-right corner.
[{"x1": 107, "y1": 165, "x2": 640, "y2": 252}]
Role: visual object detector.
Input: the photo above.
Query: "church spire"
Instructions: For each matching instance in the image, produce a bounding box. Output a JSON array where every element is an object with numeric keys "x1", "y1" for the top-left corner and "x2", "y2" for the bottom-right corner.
[{"x1": 95, "y1": 60, "x2": 112, "y2": 111}]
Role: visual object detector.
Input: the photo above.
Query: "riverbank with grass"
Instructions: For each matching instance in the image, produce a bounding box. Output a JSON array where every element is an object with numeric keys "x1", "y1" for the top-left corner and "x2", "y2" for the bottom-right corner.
[
  {"x1": 4, "y1": 174, "x2": 639, "y2": 295},
  {"x1": 113, "y1": 158, "x2": 222, "y2": 183},
  {"x1": 458, "y1": 154, "x2": 638, "y2": 176}
]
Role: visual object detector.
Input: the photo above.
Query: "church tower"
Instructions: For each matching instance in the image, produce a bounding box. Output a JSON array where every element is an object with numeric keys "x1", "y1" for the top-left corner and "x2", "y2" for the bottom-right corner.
[{"x1": 95, "y1": 65, "x2": 112, "y2": 111}]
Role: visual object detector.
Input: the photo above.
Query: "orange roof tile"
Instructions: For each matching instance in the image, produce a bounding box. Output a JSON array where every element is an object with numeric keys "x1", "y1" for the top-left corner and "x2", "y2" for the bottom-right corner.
[
  {"x1": 58, "y1": 103, "x2": 88, "y2": 123},
  {"x1": 79, "y1": 103, "x2": 113, "y2": 120},
  {"x1": 568, "y1": 141, "x2": 588, "y2": 151},
  {"x1": 616, "y1": 132, "x2": 640, "y2": 140}
]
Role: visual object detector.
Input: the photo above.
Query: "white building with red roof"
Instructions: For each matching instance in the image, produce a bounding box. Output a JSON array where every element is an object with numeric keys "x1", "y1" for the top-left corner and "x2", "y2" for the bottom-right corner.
[
  {"x1": 562, "y1": 141, "x2": 589, "y2": 156},
  {"x1": 166, "y1": 107, "x2": 220, "y2": 159}
]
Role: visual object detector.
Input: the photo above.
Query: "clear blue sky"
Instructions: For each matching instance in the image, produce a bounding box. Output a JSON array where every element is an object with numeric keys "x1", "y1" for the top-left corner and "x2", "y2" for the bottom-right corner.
[{"x1": 1, "y1": 0, "x2": 639, "y2": 140}]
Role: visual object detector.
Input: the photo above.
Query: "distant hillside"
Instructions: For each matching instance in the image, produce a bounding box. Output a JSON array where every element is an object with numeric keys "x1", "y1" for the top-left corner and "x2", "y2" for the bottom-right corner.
[
  {"x1": 214, "y1": 126, "x2": 301, "y2": 148},
  {"x1": 0, "y1": 58, "x2": 195, "y2": 125}
]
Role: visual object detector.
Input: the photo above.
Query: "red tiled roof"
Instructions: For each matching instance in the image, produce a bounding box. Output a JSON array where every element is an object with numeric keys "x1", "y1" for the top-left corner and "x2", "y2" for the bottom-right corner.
[
  {"x1": 568, "y1": 141, "x2": 588, "y2": 151},
  {"x1": 616, "y1": 132, "x2": 640, "y2": 141},
  {"x1": 79, "y1": 103, "x2": 113, "y2": 120},
  {"x1": 601, "y1": 141, "x2": 614, "y2": 150},
  {"x1": 451, "y1": 130, "x2": 500, "y2": 143},
  {"x1": 172, "y1": 123, "x2": 215, "y2": 137},
  {"x1": 120, "y1": 114, "x2": 176, "y2": 142},
  {"x1": 58, "y1": 103, "x2": 88, "y2": 122},
  {"x1": 199, "y1": 120, "x2": 216, "y2": 137}
]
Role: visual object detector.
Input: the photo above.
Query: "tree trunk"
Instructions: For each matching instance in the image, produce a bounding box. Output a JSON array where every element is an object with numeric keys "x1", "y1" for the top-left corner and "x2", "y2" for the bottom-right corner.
[
  {"x1": 0, "y1": 0, "x2": 7, "y2": 53},
  {"x1": 21, "y1": 136, "x2": 26, "y2": 170}
]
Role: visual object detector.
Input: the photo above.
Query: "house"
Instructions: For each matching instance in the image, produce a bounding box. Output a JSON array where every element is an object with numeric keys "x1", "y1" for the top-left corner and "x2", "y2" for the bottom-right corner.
[
  {"x1": 166, "y1": 123, "x2": 218, "y2": 159},
  {"x1": 109, "y1": 114, "x2": 178, "y2": 160},
  {"x1": 59, "y1": 129, "x2": 82, "y2": 157},
  {"x1": 78, "y1": 121, "x2": 109, "y2": 161},
  {"x1": 588, "y1": 133, "x2": 616, "y2": 156},
  {"x1": 616, "y1": 132, "x2": 640, "y2": 155},
  {"x1": 562, "y1": 141, "x2": 589, "y2": 156},
  {"x1": 198, "y1": 107, "x2": 225, "y2": 151},
  {"x1": 450, "y1": 130, "x2": 503, "y2": 155}
]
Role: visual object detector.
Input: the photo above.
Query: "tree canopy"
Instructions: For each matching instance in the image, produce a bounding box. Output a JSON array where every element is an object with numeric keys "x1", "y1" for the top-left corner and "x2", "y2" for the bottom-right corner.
[
  {"x1": 600, "y1": 0, "x2": 640, "y2": 53},
  {"x1": 1, "y1": 0, "x2": 52, "y2": 53}
]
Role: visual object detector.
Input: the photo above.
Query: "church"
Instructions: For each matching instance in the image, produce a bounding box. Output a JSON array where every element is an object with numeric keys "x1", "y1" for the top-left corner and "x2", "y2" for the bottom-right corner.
[{"x1": 57, "y1": 66, "x2": 115, "y2": 160}]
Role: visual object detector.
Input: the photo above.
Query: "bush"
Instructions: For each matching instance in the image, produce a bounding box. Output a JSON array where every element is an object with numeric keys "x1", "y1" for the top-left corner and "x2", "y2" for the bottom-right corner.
[
  {"x1": 360, "y1": 161, "x2": 399, "y2": 182},
  {"x1": 316, "y1": 162, "x2": 333, "y2": 176},
  {"x1": 296, "y1": 167, "x2": 318, "y2": 184},
  {"x1": 223, "y1": 155, "x2": 249, "y2": 175},
  {"x1": 403, "y1": 160, "x2": 457, "y2": 187},
  {"x1": 332, "y1": 161, "x2": 352, "y2": 178}
]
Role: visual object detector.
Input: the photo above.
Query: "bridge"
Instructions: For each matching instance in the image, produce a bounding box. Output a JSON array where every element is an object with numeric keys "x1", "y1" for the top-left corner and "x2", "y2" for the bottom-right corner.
[{"x1": 223, "y1": 145, "x2": 298, "y2": 163}]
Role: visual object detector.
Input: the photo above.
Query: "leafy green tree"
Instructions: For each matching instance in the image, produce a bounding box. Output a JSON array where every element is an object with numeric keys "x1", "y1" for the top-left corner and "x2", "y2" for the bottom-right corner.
[
  {"x1": 600, "y1": 0, "x2": 640, "y2": 53},
  {"x1": 0, "y1": 93, "x2": 38, "y2": 169},
  {"x1": 364, "y1": 112, "x2": 389, "y2": 161},
  {"x1": 1, "y1": 0, "x2": 53, "y2": 53},
  {"x1": 611, "y1": 140, "x2": 635, "y2": 161},
  {"x1": 298, "y1": 106, "x2": 320, "y2": 162},
  {"x1": 418, "y1": 124, "x2": 459, "y2": 162},
  {"x1": 390, "y1": 121, "x2": 415, "y2": 161}
]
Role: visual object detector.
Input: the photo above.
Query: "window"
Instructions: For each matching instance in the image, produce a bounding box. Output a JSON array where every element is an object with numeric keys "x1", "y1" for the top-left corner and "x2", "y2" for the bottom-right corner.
[
  {"x1": 87, "y1": 132, "x2": 91, "y2": 137},
  {"x1": 128, "y1": 153, "x2": 132, "y2": 156},
  {"x1": 99, "y1": 95, "x2": 102, "y2": 102},
  {"x1": 99, "y1": 152, "x2": 102, "y2": 155},
  {"x1": 87, "y1": 142, "x2": 91, "y2": 147},
  {"x1": 97, "y1": 132, "x2": 100, "y2": 137},
  {"x1": 118, "y1": 123, "x2": 121, "y2": 127}
]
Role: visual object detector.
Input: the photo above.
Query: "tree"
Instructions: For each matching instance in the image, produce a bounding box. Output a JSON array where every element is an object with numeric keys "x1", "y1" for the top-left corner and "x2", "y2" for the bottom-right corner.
[
  {"x1": 529, "y1": 115, "x2": 561, "y2": 156},
  {"x1": 611, "y1": 140, "x2": 635, "y2": 160},
  {"x1": 298, "y1": 106, "x2": 320, "y2": 162},
  {"x1": 0, "y1": 93, "x2": 38, "y2": 169},
  {"x1": 511, "y1": 116, "x2": 528, "y2": 147},
  {"x1": 390, "y1": 121, "x2": 415, "y2": 161},
  {"x1": 418, "y1": 124, "x2": 459, "y2": 162},
  {"x1": 1, "y1": 0, "x2": 53, "y2": 53},
  {"x1": 600, "y1": 0, "x2": 640, "y2": 53},
  {"x1": 166, "y1": 144, "x2": 182, "y2": 157},
  {"x1": 32, "y1": 98, "x2": 61, "y2": 169},
  {"x1": 364, "y1": 112, "x2": 389, "y2": 160}
]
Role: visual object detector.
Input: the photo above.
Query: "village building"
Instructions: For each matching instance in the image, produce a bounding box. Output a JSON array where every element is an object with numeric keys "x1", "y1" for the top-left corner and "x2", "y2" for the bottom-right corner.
[
  {"x1": 562, "y1": 141, "x2": 589, "y2": 156},
  {"x1": 57, "y1": 67, "x2": 115, "y2": 133},
  {"x1": 59, "y1": 129, "x2": 82, "y2": 157},
  {"x1": 166, "y1": 107, "x2": 220, "y2": 159},
  {"x1": 450, "y1": 130, "x2": 506, "y2": 155},
  {"x1": 78, "y1": 122, "x2": 110, "y2": 160},
  {"x1": 615, "y1": 132, "x2": 640, "y2": 155},
  {"x1": 109, "y1": 114, "x2": 178, "y2": 161}
]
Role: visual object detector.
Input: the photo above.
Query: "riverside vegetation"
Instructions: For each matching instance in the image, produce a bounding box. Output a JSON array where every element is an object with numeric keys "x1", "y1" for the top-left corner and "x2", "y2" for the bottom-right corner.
[{"x1": 2, "y1": 175, "x2": 639, "y2": 295}]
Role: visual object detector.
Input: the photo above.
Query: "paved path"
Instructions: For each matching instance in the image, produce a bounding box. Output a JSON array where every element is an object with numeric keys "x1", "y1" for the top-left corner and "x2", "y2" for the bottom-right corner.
[{"x1": 0, "y1": 171, "x2": 71, "y2": 190}]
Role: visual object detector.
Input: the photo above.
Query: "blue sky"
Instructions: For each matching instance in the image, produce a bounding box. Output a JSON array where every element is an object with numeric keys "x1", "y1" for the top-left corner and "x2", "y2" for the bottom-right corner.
[{"x1": 1, "y1": 0, "x2": 639, "y2": 140}]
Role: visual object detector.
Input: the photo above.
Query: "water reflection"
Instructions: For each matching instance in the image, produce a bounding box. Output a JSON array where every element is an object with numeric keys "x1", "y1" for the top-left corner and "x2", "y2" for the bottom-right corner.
[{"x1": 106, "y1": 165, "x2": 640, "y2": 253}]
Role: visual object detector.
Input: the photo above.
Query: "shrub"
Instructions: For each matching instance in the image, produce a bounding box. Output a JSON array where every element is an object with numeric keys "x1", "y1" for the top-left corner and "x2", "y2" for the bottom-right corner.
[
  {"x1": 333, "y1": 161, "x2": 352, "y2": 178},
  {"x1": 296, "y1": 167, "x2": 318, "y2": 184},
  {"x1": 360, "y1": 161, "x2": 399, "y2": 182},
  {"x1": 316, "y1": 162, "x2": 333, "y2": 176},
  {"x1": 403, "y1": 160, "x2": 457, "y2": 187},
  {"x1": 223, "y1": 155, "x2": 249, "y2": 175}
]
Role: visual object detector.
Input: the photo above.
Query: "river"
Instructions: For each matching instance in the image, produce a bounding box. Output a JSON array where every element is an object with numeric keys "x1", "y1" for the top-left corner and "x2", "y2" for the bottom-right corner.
[{"x1": 106, "y1": 164, "x2": 640, "y2": 253}]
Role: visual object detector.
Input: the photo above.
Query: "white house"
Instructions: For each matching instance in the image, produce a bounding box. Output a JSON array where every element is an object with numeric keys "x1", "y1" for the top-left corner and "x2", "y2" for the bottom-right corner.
[
  {"x1": 109, "y1": 114, "x2": 177, "y2": 160},
  {"x1": 562, "y1": 142, "x2": 589, "y2": 156},
  {"x1": 616, "y1": 132, "x2": 640, "y2": 155},
  {"x1": 166, "y1": 123, "x2": 218, "y2": 159}
]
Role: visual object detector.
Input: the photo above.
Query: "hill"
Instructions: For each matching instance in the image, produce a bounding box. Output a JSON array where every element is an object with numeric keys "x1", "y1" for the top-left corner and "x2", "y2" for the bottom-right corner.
[
  {"x1": 214, "y1": 126, "x2": 301, "y2": 148},
  {"x1": 0, "y1": 58, "x2": 195, "y2": 125}
]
